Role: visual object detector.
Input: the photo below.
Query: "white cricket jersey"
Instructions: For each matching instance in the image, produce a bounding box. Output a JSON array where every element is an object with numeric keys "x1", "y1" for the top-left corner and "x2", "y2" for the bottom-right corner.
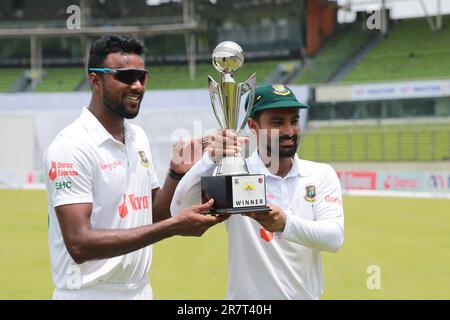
[
  {"x1": 170, "y1": 151, "x2": 344, "y2": 300},
  {"x1": 43, "y1": 107, "x2": 159, "y2": 292}
]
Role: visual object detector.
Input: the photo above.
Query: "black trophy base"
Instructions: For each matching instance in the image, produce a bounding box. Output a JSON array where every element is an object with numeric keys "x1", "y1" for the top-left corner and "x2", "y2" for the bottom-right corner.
[
  {"x1": 201, "y1": 174, "x2": 271, "y2": 215},
  {"x1": 207, "y1": 206, "x2": 272, "y2": 215}
]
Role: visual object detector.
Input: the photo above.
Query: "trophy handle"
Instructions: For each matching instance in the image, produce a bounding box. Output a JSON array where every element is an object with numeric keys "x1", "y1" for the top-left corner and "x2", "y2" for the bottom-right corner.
[
  {"x1": 237, "y1": 72, "x2": 256, "y2": 134},
  {"x1": 208, "y1": 76, "x2": 226, "y2": 129}
]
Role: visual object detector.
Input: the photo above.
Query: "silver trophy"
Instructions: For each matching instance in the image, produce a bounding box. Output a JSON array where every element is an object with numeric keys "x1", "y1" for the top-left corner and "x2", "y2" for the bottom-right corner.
[{"x1": 202, "y1": 41, "x2": 270, "y2": 214}]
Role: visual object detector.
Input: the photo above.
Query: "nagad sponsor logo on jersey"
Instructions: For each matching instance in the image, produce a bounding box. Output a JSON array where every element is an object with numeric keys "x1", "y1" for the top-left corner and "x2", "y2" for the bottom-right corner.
[
  {"x1": 48, "y1": 161, "x2": 79, "y2": 181},
  {"x1": 118, "y1": 193, "x2": 150, "y2": 218}
]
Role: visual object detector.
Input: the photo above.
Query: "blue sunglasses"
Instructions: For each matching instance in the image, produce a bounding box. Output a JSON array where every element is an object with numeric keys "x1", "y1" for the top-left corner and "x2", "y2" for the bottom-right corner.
[{"x1": 88, "y1": 68, "x2": 148, "y2": 85}]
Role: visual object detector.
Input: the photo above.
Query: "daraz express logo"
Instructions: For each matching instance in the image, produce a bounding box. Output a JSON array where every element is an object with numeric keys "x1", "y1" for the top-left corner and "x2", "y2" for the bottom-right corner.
[
  {"x1": 118, "y1": 193, "x2": 150, "y2": 218},
  {"x1": 48, "y1": 161, "x2": 78, "y2": 181}
]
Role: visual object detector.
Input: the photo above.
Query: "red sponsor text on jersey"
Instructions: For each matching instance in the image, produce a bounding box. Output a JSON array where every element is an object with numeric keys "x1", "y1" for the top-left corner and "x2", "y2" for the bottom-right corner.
[
  {"x1": 325, "y1": 195, "x2": 342, "y2": 206},
  {"x1": 99, "y1": 160, "x2": 123, "y2": 171},
  {"x1": 128, "y1": 194, "x2": 149, "y2": 211},
  {"x1": 118, "y1": 193, "x2": 150, "y2": 218},
  {"x1": 49, "y1": 161, "x2": 78, "y2": 181}
]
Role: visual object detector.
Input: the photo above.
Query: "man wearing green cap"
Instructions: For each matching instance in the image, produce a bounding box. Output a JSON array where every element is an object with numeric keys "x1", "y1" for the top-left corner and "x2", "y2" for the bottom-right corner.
[{"x1": 171, "y1": 84, "x2": 344, "y2": 300}]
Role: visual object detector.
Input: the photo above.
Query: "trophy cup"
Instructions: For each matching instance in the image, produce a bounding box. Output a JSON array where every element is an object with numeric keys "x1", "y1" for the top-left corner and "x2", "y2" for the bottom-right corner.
[{"x1": 201, "y1": 41, "x2": 270, "y2": 214}]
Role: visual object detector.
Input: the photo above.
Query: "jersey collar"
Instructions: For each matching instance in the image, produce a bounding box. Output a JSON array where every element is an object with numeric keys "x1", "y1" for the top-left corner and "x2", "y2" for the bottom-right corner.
[{"x1": 80, "y1": 107, "x2": 135, "y2": 146}]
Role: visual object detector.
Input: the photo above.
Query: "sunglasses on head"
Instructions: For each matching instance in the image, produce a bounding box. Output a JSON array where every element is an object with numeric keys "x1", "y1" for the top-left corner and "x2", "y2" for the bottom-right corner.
[{"x1": 88, "y1": 67, "x2": 148, "y2": 85}]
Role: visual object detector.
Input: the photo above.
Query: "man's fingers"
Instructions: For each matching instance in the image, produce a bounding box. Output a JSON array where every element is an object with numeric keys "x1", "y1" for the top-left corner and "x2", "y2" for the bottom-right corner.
[
  {"x1": 242, "y1": 212, "x2": 263, "y2": 219},
  {"x1": 209, "y1": 213, "x2": 230, "y2": 224},
  {"x1": 209, "y1": 148, "x2": 216, "y2": 159},
  {"x1": 210, "y1": 130, "x2": 243, "y2": 149},
  {"x1": 237, "y1": 136, "x2": 249, "y2": 145},
  {"x1": 212, "y1": 135, "x2": 237, "y2": 146},
  {"x1": 222, "y1": 149, "x2": 241, "y2": 157},
  {"x1": 198, "y1": 135, "x2": 211, "y2": 145},
  {"x1": 194, "y1": 199, "x2": 214, "y2": 212},
  {"x1": 242, "y1": 211, "x2": 274, "y2": 222},
  {"x1": 216, "y1": 129, "x2": 238, "y2": 141}
]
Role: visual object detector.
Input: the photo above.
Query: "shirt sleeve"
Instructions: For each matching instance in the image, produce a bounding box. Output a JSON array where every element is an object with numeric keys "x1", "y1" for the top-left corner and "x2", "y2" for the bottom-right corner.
[
  {"x1": 135, "y1": 125, "x2": 160, "y2": 190},
  {"x1": 279, "y1": 164, "x2": 344, "y2": 253},
  {"x1": 170, "y1": 151, "x2": 216, "y2": 216},
  {"x1": 43, "y1": 140, "x2": 94, "y2": 207},
  {"x1": 146, "y1": 145, "x2": 160, "y2": 190}
]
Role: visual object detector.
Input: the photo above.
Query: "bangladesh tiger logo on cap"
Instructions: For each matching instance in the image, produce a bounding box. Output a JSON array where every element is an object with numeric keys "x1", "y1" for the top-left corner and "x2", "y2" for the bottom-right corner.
[{"x1": 272, "y1": 84, "x2": 290, "y2": 96}]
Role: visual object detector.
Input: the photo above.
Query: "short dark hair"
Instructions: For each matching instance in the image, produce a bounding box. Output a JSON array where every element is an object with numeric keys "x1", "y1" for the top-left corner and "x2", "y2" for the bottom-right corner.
[
  {"x1": 250, "y1": 110, "x2": 262, "y2": 122},
  {"x1": 87, "y1": 35, "x2": 145, "y2": 74}
]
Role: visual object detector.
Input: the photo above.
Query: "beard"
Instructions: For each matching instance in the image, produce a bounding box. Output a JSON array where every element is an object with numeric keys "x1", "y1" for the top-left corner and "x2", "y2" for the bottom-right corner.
[
  {"x1": 265, "y1": 134, "x2": 300, "y2": 158},
  {"x1": 102, "y1": 87, "x2": 141, "y2": 119}
]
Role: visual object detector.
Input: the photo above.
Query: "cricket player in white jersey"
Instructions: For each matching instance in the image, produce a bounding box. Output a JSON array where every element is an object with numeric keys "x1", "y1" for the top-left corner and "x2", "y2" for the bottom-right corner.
[
  {"x1": 43, "y1": 35, "x2": 227, "y2": 300},
  {"x1": 171, "y1": 84, "x2": 344, "y2": 299}
]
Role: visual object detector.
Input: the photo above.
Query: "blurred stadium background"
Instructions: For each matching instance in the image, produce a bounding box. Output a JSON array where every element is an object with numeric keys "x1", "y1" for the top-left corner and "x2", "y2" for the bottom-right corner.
[{"x1": 0, "y1": 0, "x2": 449, "y2": 299}]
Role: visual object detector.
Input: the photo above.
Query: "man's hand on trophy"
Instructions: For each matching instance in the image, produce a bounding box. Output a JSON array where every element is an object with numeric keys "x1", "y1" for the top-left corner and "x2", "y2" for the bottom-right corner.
[
  {"x1": 170, "y1": 136, "x2": 210, "y2": 174},
  {"x1": 172, "y1": 199, "x2": 230, "y2": 237},
  {"x1": 207, "y1": 129, "x2": 249, "y2": 163},
  {"x1": 243, "y1": 204, "x2": 287, "y2": 233}
]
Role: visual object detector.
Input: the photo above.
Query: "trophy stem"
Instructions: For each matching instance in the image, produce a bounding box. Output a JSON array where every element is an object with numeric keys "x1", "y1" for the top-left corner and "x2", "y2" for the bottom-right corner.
[{"x1": 216, "y1": 153, "x2": 249, "y2": 176}]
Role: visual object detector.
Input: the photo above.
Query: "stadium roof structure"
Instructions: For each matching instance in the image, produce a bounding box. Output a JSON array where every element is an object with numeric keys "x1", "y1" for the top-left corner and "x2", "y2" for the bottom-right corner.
[
  {"x1": 0, "y1": 0, "x2": 204, "y2": 84},
  {"x1": 0, "y1": 0, "x2": 204, "y2": 40},
  {"x1": 0, "y1": 20, "x2": 203, "y2": 38},
  {"x1": 338, "y1": 0, "x2": 446, "y2": 32}
]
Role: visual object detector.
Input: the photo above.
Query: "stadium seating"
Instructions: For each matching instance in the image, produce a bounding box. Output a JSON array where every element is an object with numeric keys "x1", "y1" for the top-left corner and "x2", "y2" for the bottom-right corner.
[
  {"x1": 295, "y1": 24, "x2": 374, "y2": 85},
  {"x1": 0, "y1": 68, "x2": 24, "y2": 92},
  {"x1": 343, "y1": 15, "x2": 450, "y2": 83},
  {"x1": 34, "y1": 68, "x2": 86, "y2": 92},
  {"x1": 0, "y1": 60, "x2": 288, "y2": 92},
  {"x1": 299, "y1": 124, "x2": 450, "y2": 162},
  {"x1": 147, "y1": 60, "x2": 289, "y2": 90}
]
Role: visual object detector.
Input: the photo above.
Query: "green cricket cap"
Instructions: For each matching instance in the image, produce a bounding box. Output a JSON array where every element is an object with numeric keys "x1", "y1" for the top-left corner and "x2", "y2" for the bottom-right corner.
[{"x1": 245, "y1": 84, "x2": 310, "y2": 118}]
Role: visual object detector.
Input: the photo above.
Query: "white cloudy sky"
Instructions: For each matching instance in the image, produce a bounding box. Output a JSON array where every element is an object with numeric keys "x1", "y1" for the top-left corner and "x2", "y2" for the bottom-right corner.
[{"x1": 337, "y1": 0, "x2": 450, "y2": 22}]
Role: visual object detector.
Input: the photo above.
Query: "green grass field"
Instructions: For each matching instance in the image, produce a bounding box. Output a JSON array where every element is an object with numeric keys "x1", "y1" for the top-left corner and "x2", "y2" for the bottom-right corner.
[{"x1": 1, "y1": 190, "x2": 449, "y2": 300}]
